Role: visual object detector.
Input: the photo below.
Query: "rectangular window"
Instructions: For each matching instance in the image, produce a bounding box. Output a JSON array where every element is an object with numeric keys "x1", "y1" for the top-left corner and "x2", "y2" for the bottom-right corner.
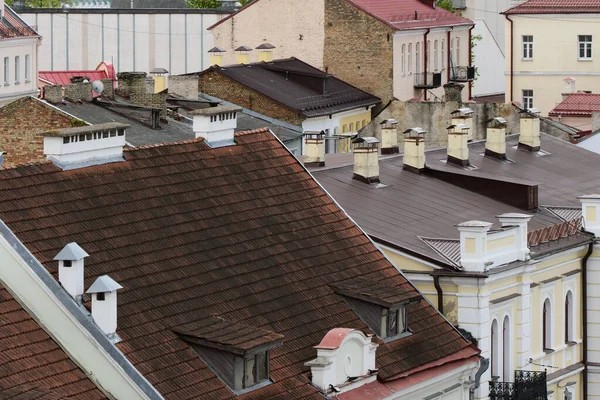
[
  {"x1": 381, "y1": 307, "x2": 407, "y2": 338},
  {"x1": 408, "y1": 43, "x2": 412, "y2": 74},
  {"x1": 349, "y1": 122, "x2": 354, "y2": 132},
  {"x1": 14, "y1": 56, "x2": 20, "y2": 83},
  {"x1": 427, "y1": 40, "x2": 430, "y2": 71},
  {"x1": 3, "y1": 57, "x2": 8, "y2": 85},
  {"x1": 434, "y1": 40, "x2": 438, "y2": 70},
  {"x1": 579, "y1": 35, "x2": 592, "y2": 59},
  {"x1": 24, "y1": 54, "x2": 30, "y2": 81},
  {"x1": 456, "y1": 37, "x2": 460, "y2": 65},
  {"x1": 342, "y1": 124, "x2": 347, "y2": 133},
  {"x1": 522, "y1": 89, "x2": 534, "y2": 110},
  {"x1": 401, "y1": 44, "x2": 405, "y2": 76},
  {"x1": 234, "y1": 352, "x2": 269, "y2": 390},
  {"x1": 63, "y1": 137, "x2": 70, "y2": 144},
  {"x1": 97, "y1": 292, "x2": 106, "y2": 301},
  {"x1": 441, "y1": 39, "x2": 445, "y2": 69},
  {"x1": 416, "y1": 42, "x2": 420, "y2": 74},
  {"x1": 522, "y1": 35, "x2": 534, "y2": 59},
  {"x1": 63, "y1": 260, "x2": 72, "y2": 267}
]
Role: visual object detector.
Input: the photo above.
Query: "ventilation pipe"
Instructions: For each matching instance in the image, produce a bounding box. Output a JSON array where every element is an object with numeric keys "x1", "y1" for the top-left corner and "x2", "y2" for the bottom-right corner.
[
  {"x1": 451, "y1": 108, "x2": 474, "y2": 141},
  {"x1": 256, "y1": 43, "x2": 276, "y2": 62},
  {"x1": 190, "y1": 105, "x2": 242, "y2": 148},
  {"x1": 446, "y1": 124, "x2": 470, "y2": 167},
  {"x1": 235, "y1": 45, "x2": 253, "y2": 64},
  {"x1": 485, "y1": 117, "x2": 508, "y2": 160},
  {"x1": 54, "y1": 242, "x2": 89, "y2": 300},
  {"x1": 87, "y1": 275, "x2": 123, "y2": 339},
  {"x1": 352, "y1": 137, "x2": 380, "y2": 184},
  {"x1": 303, "y1": 131, "x2": 326, "y2": 167},
  {"x1": 208, "y1": 47, "x2": 226, "y2": 67},
  {"x1": 380, "y1": 119, "x2": 399, "y2": 155},
  {"x1": 518, "y1": 108, "x2": 541, "y2": 152},
  {"x1": 402, "y1": 127, "x2": 426, "y2": 173}
]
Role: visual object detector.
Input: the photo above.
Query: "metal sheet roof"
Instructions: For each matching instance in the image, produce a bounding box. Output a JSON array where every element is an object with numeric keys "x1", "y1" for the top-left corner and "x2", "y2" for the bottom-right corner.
[
  {"x1": 53, "y1": 242, "x2": 89, "y2": 261},
  {"x1": 86, "y1": 275, "x2": 123, "y2": 293}
]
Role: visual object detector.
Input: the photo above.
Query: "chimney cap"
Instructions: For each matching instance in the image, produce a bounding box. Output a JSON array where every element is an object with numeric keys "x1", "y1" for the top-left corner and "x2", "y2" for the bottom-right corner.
[
  {"x1": 564, "y1": 77, "x2": 576, "y2": 83},
  {"x1": 87, "y1": 275, "x2": 123, "y2": 294},
  {"x1": 352, "y1": 136, "x2": 380, "y2": 144},
  {"x1": 403, "y1": 127, "x2": 426, "y2": 136},
  {"x1": 304, "y1": 130, "x2": 326, "y2": 138},
  {"x1": 578, "y1": 194, "x2": 600, "y2": 201},
  {"x1": 457, "y1": 220, "x2": 493, "y2": 229},
  {"x1": 496, "y1": 212, "x2": 532, "y2": 220},
  {"x1": 520, "y1": 108, "x2": 541, "y2": 117},
  {"x1": 451, "y1": 107, "x2": 474, "y2": 116},
  {"x1": 38, "y1": 122, "x2": 129, "y2": 138},
  {"x1": 234, "y1": 45, "x2": 253, "y2": 52},
  {"x1": 208, "y1": 46, "x2": 226, "y2": 53},
  {"x1": 150, "y1": 68, "x2": 169, "y2": 74},
  {"x1": 447, "y1": 124, "x2": 470, "y2": 133},
  {"x1": 255, "y1": 43, "x2": 276, "y2": 50},
  {"x1": 54, "y1": 242, "x2": 89, "y2": 261},
  {"x1": 380, "y1": 119, "x2": 398, "y2": 126},
  {"x1": 188, "y1": 105, "x2": 242, "y2": 116},
  {"x1": 488, "y1": 117, "x2": 507, "y2": 127}
]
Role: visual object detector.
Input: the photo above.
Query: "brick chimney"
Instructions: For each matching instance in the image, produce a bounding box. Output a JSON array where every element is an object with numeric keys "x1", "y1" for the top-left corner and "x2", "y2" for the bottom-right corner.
[
  {"x1": 208, "y1": 47, "x2": 226, "y2": 66},
  {"x1": 380, "y1": 119, "x2": 399, "y2": 155},
  {"x1": 352, "y1": 137, "x2": 380, "y2": 184},
  {"x1": 518, "y1": 108, "x2": 541, "y2": 152},
  {"x1": 235, "y1": 45, "x2": 253, "y2": 64},
  {"x1": 402, "y1": 127, "x2": 426, "y2": 173},
  {"x1": 190, "y1": 105, "x2": 242, "y2": 148},
  {"x1": 451, "y1": 108, "x2": 474, "y2": 141},
  {"x1": 54, "y1": 242, "x2": 89, "y2": 300},
  {"x1": 256, "y1": 43, "x2": 276, "y2": 62},
  {"x1": 485, "y1": 117, "x2": 508, "y2": 160},
  {"x1": 86, "y1": 275, "x2": 123, "y2": 340},
  {"x1": 303, "y1": 131, "x2": 326, "y2": 167},
  {"x1": 446, "y1": 124, "x2": 470, "y2": 167}
]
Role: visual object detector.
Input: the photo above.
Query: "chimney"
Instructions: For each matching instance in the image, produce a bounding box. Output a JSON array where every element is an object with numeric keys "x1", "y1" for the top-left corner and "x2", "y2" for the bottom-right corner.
[
  {"x1": 303, "y1": 131, "x2": 326, "y2": 167},
  {"x1": 496, "y1": 213, "x2": 532, "y2": 261},
  {"x1": 443, "y1": 82, "x2": 465, "y2": 102},
  {"x1": 518, "y1": 108, "x2": 541, "y2": 152},
  {"x1": 235, "y1": 45, "x2": 253, "y2": 64},
  {"x1": 256, "y1": 43, "x2": 276, "y2": 62},
  {"x1": 593, "y1": 112, "x2": 600, "y2": 133},
  {"x1": 39, "y1": 123, "x2": 128, "y2": 170},
  {"x1": 450, "y1": 108, "x2": 474, "y2": 141},
  {"x1": 208, "y1": 47, "x2": 226, "y2": 66},
  {"x1": 485, "y1": 117, "x2": 508, "y2": 160},
  {"x1": 457, "y1": 221, "x2": 492, "y2": 272},
  {"x1": 352, "y1": 137, "x2": 380, "y2": 184},
  {"x1": 579, "y1": 194, "x2": 600, "y2": 236},
  {"x1": 86, "y1": 275, "x2": 123, "y2": 339},
  {"x1": 563, "y1": 77, "x2": 576, "y2": 100},
  {"x1": 380, "y1": 119, "x2": 399, "y2": 155},
  {"x1": 190, "y1": 105, "x2": 242, "y2": 148},
  {"x1": 54, "y1": 242, "x2": 89, "y2": 300},
  {"x1": 446, "y1": 124, "x2": 470, "y2": 167},
  {"x1": 150, "y1": 68, "x2": 169, "y2": 93},
  {"x1": 402, "y1": 127, "x2": 426, "y2": 173}
]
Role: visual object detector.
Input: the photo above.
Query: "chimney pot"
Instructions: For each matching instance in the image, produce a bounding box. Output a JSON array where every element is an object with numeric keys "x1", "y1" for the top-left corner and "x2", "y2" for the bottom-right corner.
[
  {"x1": 402, "y1": 127, "x2": 426, "y2": 173},
  {"x1": 234, "y1": 45, "x2": 253, "y2": 64},
  {"x1": 352, "y1": 137, "x2": 380, "y2": 184},
  {"x1": 54, "y1": 242, "x2": 89, "y2": 300},
  {"x1": 485, "y1": 117, "x2": 508, "y2": 160},
  {"x1": 87, "y1": 275, "x2": 123, "y2": 339},
  {"x1": 446, "y1": 124, "x2": 470, "y2": 167},
  {"x1": 303, "y1": 131, "x2": 326, "y2": 167},
  {"x1": 208, "y1": 47, "x2": 226, "y2": 67},
  {"x1": 518, "y1": 108, "x2": 541, "y2": 152},
  {"x1": 190, "y1": 105, "x2": 242, "y2": 148},
  {"x1": 256, "y1": 43, "x2": 276, "y2": 63}
]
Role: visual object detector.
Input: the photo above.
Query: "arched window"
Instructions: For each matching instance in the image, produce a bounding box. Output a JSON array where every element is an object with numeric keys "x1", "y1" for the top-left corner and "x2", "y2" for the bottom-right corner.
[
  {"x1": 416, "y1": 42, "x2": 420, "y2": 74},
  {"x1": 543, "y1": 298, "x2": 552, "y2": 351},
  {"x1": 491, "y1": 319, "x2": 500, "y2": 380},
  {"x1": 434, "y1": 40, "x2": 438, "y2": 71},
  {"x1": 401, "y1": 44, "x2": 406, "y2": 76},
  {"x1": 565, "y1": 291, "x2": 574, "y2": 343},
  {"x1": 408, "y1": 44, "x2": 412, "y2": 74},
  {"x1": 503, "y1": 316, "x2": 511, "y2": 381}
]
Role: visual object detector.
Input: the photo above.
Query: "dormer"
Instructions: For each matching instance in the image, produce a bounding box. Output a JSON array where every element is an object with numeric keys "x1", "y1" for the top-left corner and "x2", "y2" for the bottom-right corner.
[
  {"x1": 86, "y1": 275, "x2": 123, "y2": 342},
  {"x1": 54, "y1": 242, "x2": 89, "y2": 300},
  {"x1": 174, "y1": 316, "x2": 283, "y2": 395},
  {"x1": 331, "y1": 277, "x2": 419, "y2": 341},
  {"x1": 190, "y1": 105, "x2": 242, "y2": 148}
]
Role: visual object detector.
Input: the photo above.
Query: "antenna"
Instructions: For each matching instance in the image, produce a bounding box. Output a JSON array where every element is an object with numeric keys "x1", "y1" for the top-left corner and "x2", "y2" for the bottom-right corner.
[{"x1": 92, "y1": 80, "x2": 105, "y2": 96}]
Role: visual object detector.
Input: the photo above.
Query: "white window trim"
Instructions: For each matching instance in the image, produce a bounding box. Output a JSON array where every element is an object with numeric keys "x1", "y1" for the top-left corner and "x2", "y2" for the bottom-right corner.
[
  {"x1": 578, "y1": 35, "x2": 593, "y2": 60},
  {"x1": 522, "y1": 35, "x2": 534, "y2": 60},
  {"x1": 522, "y1": 89, "x2": 534, "y2": 110},
  {"x1": 542, "y1": 295, "x2": 554, "y2": 352}
]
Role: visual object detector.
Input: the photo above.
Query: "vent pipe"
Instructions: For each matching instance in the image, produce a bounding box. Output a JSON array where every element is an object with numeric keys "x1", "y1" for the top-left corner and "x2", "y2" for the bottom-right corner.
[
  {"x1": 450, "y1": 108, "x2": 474, "y2": 141},
  {"x1": 208, "y1": 47, "x2": 226, "y2": 67},
  {"x1": 87, "y1": 275, "x2": 123, "y2": 339},
  {"x1": 380, "y1": 119, "x2": 399, "y2": 155},
  {"x1": 256, "y1": 43, "x2": 276, "y2": 63},
  {"x1": 235, "y1": 45, "x2": 253, "y2": 64},
  {"x1": 303, "y1": 131, "x2": 326, "y2": 167},
  {"x1": 518, "y1": 108, "x2": 541, "y2": 152},
  {"x1": 352, "y1": 137, "x2": 380, "y2": 184},
  {"x1": 485, "y1": 117, "x2": 508, "y2": 160},
  {"x1": 446, "y1": 124, "x2": 470, "y2": 167},
  {"x1": 190, "y1": 105, "x2": 242, "y2": 148},
  {"x1": 402, "y1": 127, "x2": 426, "y2": 173},
  {"x1": 54, "y1": 243, "x2": 89, "y2": 300}
]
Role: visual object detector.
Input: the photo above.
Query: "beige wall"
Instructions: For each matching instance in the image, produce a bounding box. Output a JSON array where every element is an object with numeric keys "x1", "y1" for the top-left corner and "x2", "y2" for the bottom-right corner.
[
  {"x1": 209, "y1": 0, "x2": 325, "y2": 68},
  {"x1": 505, "y1": 14, "x2": 600, "y2": 115},
  {"x1": 550, "y1": 115, "x2": 591, "y2": 131},
  {"x1": 0, "y1": 37, "x2": 39, "y2": 104}
]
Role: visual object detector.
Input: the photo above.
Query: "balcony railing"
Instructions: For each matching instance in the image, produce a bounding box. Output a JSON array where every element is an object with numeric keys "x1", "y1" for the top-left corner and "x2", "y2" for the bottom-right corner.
[
  {"x1": 489, "y1": 370, "x2": 547, "y2": 400},
  {"x1": 414, "y1": 72, "x2": 442, "y2": 89},
  {"x1": 450, "y1": 66, "x2": 475, "y2": 82}
]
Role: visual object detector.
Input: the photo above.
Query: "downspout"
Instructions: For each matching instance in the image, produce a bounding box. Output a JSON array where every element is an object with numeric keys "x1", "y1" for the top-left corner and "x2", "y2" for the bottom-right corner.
[
  {"x1": 433, "y1": 274, "x2": 444, "y2": 314},
  {"x1": 505, "y1": 14, "x2": 514, "y2": 103},
  {"x1": 582, "y1": 232, "x2": 595, "y2": 400},
  {"x1": 468, "y1": 25, "x2": 474, "y2": 100},
  {"x1": 447, "y1": 27, "x2": 453, "y2": 82},
  {"x1": 424, "y1": 28, "x2": 430, "y2": 101}
]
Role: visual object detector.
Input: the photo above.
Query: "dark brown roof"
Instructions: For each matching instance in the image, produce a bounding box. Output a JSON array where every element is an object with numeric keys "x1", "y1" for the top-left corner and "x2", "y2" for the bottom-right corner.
[
  {"x1": 193, "y1": 57, "x2": 381, "y2": 118},
  {"x1": 331, "y1": 276, "x2": 420, "y2": 308},
  {"x1": 312, "y1": 133, "x2": 596, "y2": 268},
  {"x1": 0, "y1": 284, "x2": 105, "y2": 399},
  {"x1": 0, "y1": 129, "x2": 475, "y2": 398}
]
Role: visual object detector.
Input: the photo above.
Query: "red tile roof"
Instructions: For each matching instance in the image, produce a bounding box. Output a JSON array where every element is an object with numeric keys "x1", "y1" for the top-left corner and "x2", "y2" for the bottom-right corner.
[
  {"x1": 504, "y1": 0, "x2": 600, "y2": 14},
  {"x1": 0, "y1": 284, "x2": 105, "y2": 399},
  {"x1": 0, "y1": 129, "x2": 477, "y2": 398},
  {"x1": 0, "y1": 5, "x2": 38, "y2": 39},
  {"x1": 39, "y1": 71, "x2": 110, "y2": 86},
  {"x1": 548, "y1": 93, "x2": 600, "y2": 116}
]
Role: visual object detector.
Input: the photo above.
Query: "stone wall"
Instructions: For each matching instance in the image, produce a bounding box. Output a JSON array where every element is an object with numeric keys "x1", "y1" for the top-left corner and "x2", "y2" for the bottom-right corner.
[
  {"x1": 100, "y1": 79, "x2": 115, "y2": 100},
  {"x1": 169, "y1": 76, "x2": 200, "y2": 100},
  {"x1": 324, "y1": 0, "x2": 395, "y2": 106},
  {"x1": 116, "y1": 72, "x2": 148, "y2": 98},
  {"x1": 44, "y1": 84, "x2": 63, "y2": 104},
  {"x1": 64, "y1": 82, "x2": 93, "y2": 102},
  {"x1": 197, "y1": 70, "x2": 304, "y2": 125}
]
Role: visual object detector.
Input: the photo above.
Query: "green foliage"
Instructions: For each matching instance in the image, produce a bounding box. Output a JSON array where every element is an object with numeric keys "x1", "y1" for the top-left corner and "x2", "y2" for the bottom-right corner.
[
  {"x1": 471, "y1": 33, "x2": 482, "y2": 82},
  {"x1": 186, "y1": 0, "x2": 221, "y2": 8},
  {"x1": 70, "y1": 119, "x2": 87, "y2": 127},
  {"x1": 436, "y1": 0, "x2": 455, "y2": 12},
  {"x1": 5, "y1": 0, "x2": 74, "y2": 7},
  {"x1": 238, "y1": 0, "x2": 252, "y2": 5}
]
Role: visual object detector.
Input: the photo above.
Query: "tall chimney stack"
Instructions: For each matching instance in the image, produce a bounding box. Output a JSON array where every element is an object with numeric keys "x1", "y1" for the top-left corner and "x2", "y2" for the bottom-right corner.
[
  {"x1": 485, "y1": 117, "x2": 508, "y2": 160},
  {"x1": 352, "y1": 137, "x2": 380, "y2": 184},
  {"x1": 303, "y1": 131, "x2": 326, "y2": 167},
  {"x1": 446, "y1": 124, "x2": 470, "y2": 167},
  {"x1": 54, "y1": 243, "x2": 89, "y2": 300},
  {"x1": 380, "y1": 119, "x2": 399, "y2": 154},
  {"x1": 518, "y1": 108, "x2": 541, "y2": 152},
  {"x1": 256, "y1": 43, "x2": 276, "y2": 62},
  {"x1": 402, "y1": 127, "x2": 426, "y2": 173},
  {"x1": 208, "y1": 47, "x2": 226, "y2": 67}
]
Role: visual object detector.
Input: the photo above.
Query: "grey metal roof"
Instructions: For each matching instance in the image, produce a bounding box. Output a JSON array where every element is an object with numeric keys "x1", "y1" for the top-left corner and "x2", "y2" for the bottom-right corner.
[
  {"x1": 53, "y1": 243, "x2": 89, "y2": 261},
  {"x1": 86, "y1": 275, "x2": 123, "y2": 293},
  {"x1": 420, "y1": 238, "x2": 461, "y2": 268},
  {"x1": 543, "y1": 206, "x2": 582, "y2": 222}
]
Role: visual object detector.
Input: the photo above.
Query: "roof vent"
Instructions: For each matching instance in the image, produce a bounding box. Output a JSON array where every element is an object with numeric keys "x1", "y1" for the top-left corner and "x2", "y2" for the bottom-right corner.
[
  {"x1": 446, "y1": 124, "x2": 470, "y2": 167},
  {"x1": 518, "y1": 108, "x2": 541, "y2": 152},
  {"x1": 303, "y1": 131, "x2": 326, "y2": 167},
  {"x1": 235, "y1": 45, "x2": 253, "y2": 64},
  {"x1": 208, "y1": 47, "x2": 226, "y2": 67},
  {"x1": 39, "y1": 122, "x2": 128, "y2": 170},
  {"x1": 86, "y1": 275, "x2": 123, "y2": 341},
  {"x1": 352, "y1": 137, "x2": 380, "y2": 184},
  {"x1": 380, "y1": 119, "x2": 399, "y2": 155},
  {"x1": 190, "y1": 105, "x2": 242, "y2": 148},
  {"x1": 485, "y1": 117, "x2": 508, "y2": 160},
  {"x1": 54, "y1": 242, "x2": 89, "y2": 300},
  {"x1": 256, "y1": 43, "x2": 275, "y2": 63},
  {"x1": 402, "y1": 127, "x2": 426, "y2": 173},
  {"x1": 451, "y1": 108, "x2": 474, "y2": 141}
]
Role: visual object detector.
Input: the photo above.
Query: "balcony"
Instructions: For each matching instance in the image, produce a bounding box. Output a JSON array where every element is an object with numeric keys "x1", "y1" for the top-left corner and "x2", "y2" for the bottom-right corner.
[
  {"x1": 450, "y1": 66, "x2": 475, "y2": 82},
  {"x1": 414, "y1": 72, "x2": 442, "y2": 89},
  {"x1": 489, "y1": 370, "x2": 547, "y2": 400}
]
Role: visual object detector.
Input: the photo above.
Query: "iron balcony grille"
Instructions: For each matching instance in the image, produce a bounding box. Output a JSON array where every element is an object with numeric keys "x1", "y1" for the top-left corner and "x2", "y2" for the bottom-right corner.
[
  {"x1": 489, "y1": 370, "x2": 547, "y2": 400},
  {"x1": 450, "y1": 66, "x2": 475, "y2": 82},
  {"x1": 414, "y1": 72, "x2": 442, "y2": 89}
]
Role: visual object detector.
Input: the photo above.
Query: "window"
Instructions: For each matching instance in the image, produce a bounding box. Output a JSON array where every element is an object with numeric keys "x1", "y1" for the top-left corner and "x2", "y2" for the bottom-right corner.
[
  {"x1": 416, "y1": 42, "x2": 420, "y2": 74},
  {"x1": 491, "y1": 319, "x2": 499, "y2": 380},
  {"x1": 24, "y1": 54, "x2": 30, "y2": 81},
  {"x1": 63, "y1": 137, "x2": 70, "y2": 144},
  {"x1": 97, "y1": 292, "x2": 106, "y2": 301},
  {"x1": 408, "y1": 43, "x2": 412, "y2": 74},
  {"x1": 503, "y1": 316, "x2": 511, "y2": 382},
  {"x1": 522, "y1": 35, "x2": 534, "y2": 59},
  {"x1": 401, "y1": 44, "x2": 406, "y2": 76},
  {"x1": 381, "y1": 307, "x2": 407, "y2": 339},
  {"x1": 3, "y1": 57, "x2": 8, "y2": 85},
  {"x1": 543, "y1": 298, "x2": 553, "y2": 351},
  {"x1": 434, "y1": 40, "x2": 438, "y2": 70},
  {"x1": 362, "y1": 119, "x2": 366, "y2": 128},
  {"x1": 349, "y1": 123, "x2": 354, "y2": 132},
  {"x1": 234, "y1": 352, "x2": 269, "y2": 390},
  {"x1": 427, "y1": 40, "x2": 430, "y2": 70},
  {"x1": 441, "y1": 39, "x2": 445, "y2": 69},
  {"x1": 579, "y1": 35, "x2": 592, "y2": 59},
  {"x1": 14, "y1": 56, "x2": 20, "y2": 84},
  {"x1": 522, "y1": 89, "x2": 533, "y2": 110},
  {"x1": 450, "y1": 38, "x2": 454, "y2": 68},
  {"x1": 456, "y1": 37, "x2": 460, "y2": 65},
  {"x1": 565, "y1": 291, "x2": 574, "y2": 343},
  {"x1": 342, "y1": 124, "x2": 347, "y2": 133},
  {"x1": 63, "y1": 260, "x2": 72, "y2": 267}
]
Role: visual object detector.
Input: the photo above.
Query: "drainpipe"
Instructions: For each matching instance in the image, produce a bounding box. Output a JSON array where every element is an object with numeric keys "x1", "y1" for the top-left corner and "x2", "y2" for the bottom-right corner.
[
  {"x1": 424, "y1": 28, "x2": 430, "y2": 101},
  {"x1": 582, "y1": 232, "x2": 594, "y2": 400},
  {"x1": 468, "y1": 25, "x2": 474, "y2": 100},
  {"x1": 505, "y1": 15, "x2": 513, "y2": 103},
  {"x1": 447, "y1": 27, "x2": 453, "y2": 82},
  {"x1": 433, "y1": 273, "x2": 444, "y2": 314}
]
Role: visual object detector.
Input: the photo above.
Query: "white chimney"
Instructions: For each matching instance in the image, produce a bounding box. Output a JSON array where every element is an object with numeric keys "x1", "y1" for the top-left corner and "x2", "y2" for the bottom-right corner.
[
  {"x1": 54, "y1": 243, "x2": 89, "y2": 300},
  {"x1": 451, "y1": 108, "x2": 474, "y2": 141},
  {"x1": 380, "y1": 119, "x2": 399, "y2": 155},
  {"x1": 564, "y1": 77, "x2": 576, "y2": 97},
  {"x1": 305, "y1": 328, "x2": 378, "y2": 394},
  {"x1": 303, "y1": 131, "x2": 326, "y2": 166},
  {"x1": 40, "y1": 122, "x2": 128, "y2": 170},
  {"x1": 518, "y1": 108, "x2": 541, "y2": 152},
  {"x1": 485, "y1": 117, "x2": 508, "y2": 160},
  {"x1": 352, "y1": 137, "x2": 380, "y2": 184},
  {"x1": 86, "y1": 275, "x2": 123, "y2": 338},
  {"x1": 457, "y1": 221, "x2": 492, "y2": 272},
  {"x1": 446, "y1": 124, "x2": 470, "y2": 167},
  {"x1": 402, "y1": 127, "x2": 426, "y2": 173},
  {"x1": 579, "y1": 194, "x2": 600, "y2": 236},
  {"x1": 190, "y1": 105, "x2": 242, "y2": 148},
  {"x1": 496, "y1": 213, "x2": 532, "y2": 261}
]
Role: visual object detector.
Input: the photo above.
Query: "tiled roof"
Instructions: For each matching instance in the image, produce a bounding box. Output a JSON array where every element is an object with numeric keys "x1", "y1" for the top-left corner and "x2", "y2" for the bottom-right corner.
[
  {"x1": 195, "y1": 58, "x2": 381, "y2": 118},
  {"x1": 0, "y1": 284, "x2": 105, "y2": 399},
  {"x1": 0, "y1": 129, "x2": 475, "y2": 398},
  {"x1": 40, "y1": 71, "x2": 110, "y2": 86},
  {"x1": 331, "y1": 276, "x2": 421, "y2": 307},
  {"x1": 504, "y1": 0, "x2": 600, "y2": 14},
  {"x1": 548, "y1": 93, "x2": 600, "y2": 117},
  {"x1": 0, "y1": 5, "x2": 38, "y2": 39}
]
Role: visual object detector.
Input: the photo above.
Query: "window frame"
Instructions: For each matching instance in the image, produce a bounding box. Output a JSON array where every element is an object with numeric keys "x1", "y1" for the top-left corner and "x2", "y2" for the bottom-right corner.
[
  {"x1": 381, "y1": 306, "x2": 408, "y2": 340},
  {"x1": 416, "y1": 42, "x2": 420, "y2": 74},
  {"x1": 14, "y1": 56, "x2": 20, "y2": 84},
  {"x1": 522, "y1": 89, "x2": 534, "y2": 110},
  {"x1": 234, "y1": 351, "x2": 270, "y2": 391},
  {"x1": 434, "y1": 40, "x2": 438, "y2": 71},
  {"x1": 578, "y1": 35, "x2": 592, "y2": 60},
  {"x1": 401, "y1": 44, "x2": 406, "y2": 76},
  {"x1": 565, "y1": 290, "x2": 575, "y2": 344},
  {"x1": 543, "y1": 297, "x2": 554, "y2": 352},
  {"x1": 522, "y1": 35, "x2": 534, "y2": 60},
  {"x1": 441, "y1": 39, "x2": 445, "y2": 69},
  {"x1": 408, "y1": 43, "x2": 412, "y2": 74},
  {"x1": 3, "y1": 57, "x2": 8, "y2": 86},
  {"x1": 456, "y1": 37, "x2": 460, "y2": 66},
  {"x1": 24, "y1": 54, "x2": 30, "y2": 82}
]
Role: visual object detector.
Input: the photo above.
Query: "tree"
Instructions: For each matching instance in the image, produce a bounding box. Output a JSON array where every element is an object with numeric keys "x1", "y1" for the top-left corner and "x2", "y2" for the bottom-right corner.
[
  {"x1": 186, "y1": 0, "x2": 222, "y2": 8},
  {"x1": 5, "y1": 0, "x2": 73, "y2": 7},
  {"x1": 436, "y1": 0, "x2": 455, "y2": 12}
]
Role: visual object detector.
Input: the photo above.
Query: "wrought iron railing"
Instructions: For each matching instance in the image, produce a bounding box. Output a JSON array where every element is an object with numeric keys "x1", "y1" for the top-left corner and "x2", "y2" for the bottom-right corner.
[
  {"x1": 414, "y1": 72, "x2": 442, "y2": 88},
  {"x1": 489, "y1": 370, "x2": 547, "y2": 400},
  {"x1": 450, "y1": 66, "x2": 475, "y2": 82}
]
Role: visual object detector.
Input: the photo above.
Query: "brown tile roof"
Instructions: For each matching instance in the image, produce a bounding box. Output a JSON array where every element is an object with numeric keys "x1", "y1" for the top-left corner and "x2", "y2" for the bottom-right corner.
[
  {"x1": 0, "y1": 5, "x2": 38, "y2": 39},
  {"x1": 331, "y1": 276, "x2": 421, "y2": 308},
  {"x1": 0, "y1": 285, "x2": 105, "y2": 399},
  {"x1": 0, "y1": 129, "x2": 475, "y2": 398},
  {"x1": 504, "y1": 0, "x2": 600, "y2": 14},
  {"x1": 549, "y1": 93, "x2": 600, "y2": 117}
]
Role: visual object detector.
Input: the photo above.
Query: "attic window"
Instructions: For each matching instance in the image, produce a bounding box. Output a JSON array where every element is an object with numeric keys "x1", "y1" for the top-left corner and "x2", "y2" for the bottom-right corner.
[
  {"x1": 234, "y1": 351, "x2": 269, "y2": 390},
  {"x1": 381, "y1": 307, "x2": 407, "y2": 339}
]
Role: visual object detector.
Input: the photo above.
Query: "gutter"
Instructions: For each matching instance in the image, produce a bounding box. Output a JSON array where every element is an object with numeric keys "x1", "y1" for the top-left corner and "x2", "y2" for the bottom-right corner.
[
  {"x1": 433, "y1": 274, "x2": 444, "y2": 314},
  {"x1": 582, "y1": 230, "x2": 594, "y2": 400},
  {"x1": 505, "y1": 14, "x2": 513, "y2": 103},
  {"x1": 423, "y1": 28, "x2": 430, "y2": 101},
  {"x1": 468, "y1": 25, "x2": 474, "y2": 100}
]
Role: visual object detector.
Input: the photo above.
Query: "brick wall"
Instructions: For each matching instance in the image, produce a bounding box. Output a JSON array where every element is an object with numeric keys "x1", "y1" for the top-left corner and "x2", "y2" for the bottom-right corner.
[
  {"x1": 198, "y1": 70, "x2": 304, "y2": 125},
  {"x1": 169, "y1": 76, "x2": 199, "y2": 100},
  {"x1": 116, "y1": 72, "x2": 147, "y2": 97},
  {"x1": 324, "y1": 0, "x2": 395, "y2": 106},
  {"x1": 100, "y1": 79, "x2": 115, "y2": 99},
  {"x1": 64, "y1": 82, "x2": 93, "y2": 102},
  {"x1": 0, "y1": 97, "x2": 76, "y2": 167},
  {"x1": 44, "y1": 84, "x2": 63, "y2": 103},
  {"x1": 130, "y1": 91, "x2": 169, "y2": 116}
]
